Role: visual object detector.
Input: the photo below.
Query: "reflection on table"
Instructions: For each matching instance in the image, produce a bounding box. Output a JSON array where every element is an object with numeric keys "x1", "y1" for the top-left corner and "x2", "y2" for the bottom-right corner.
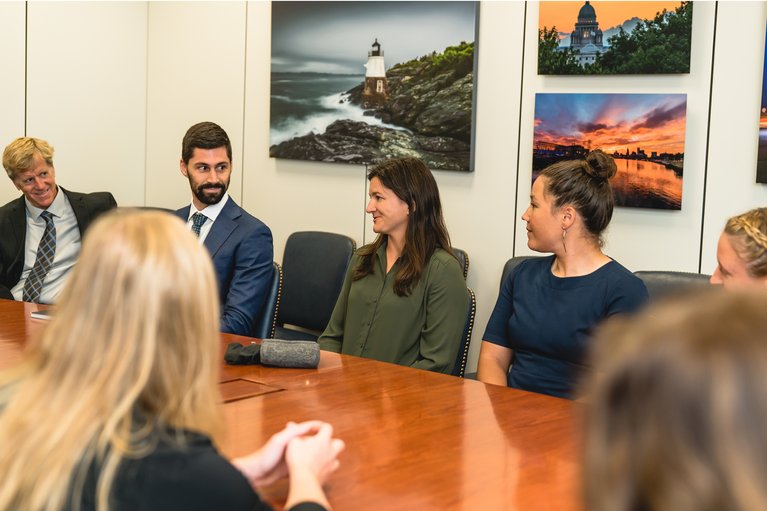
[{"x1": 0, "y1": 298, "x2": 581, "y2": 511}]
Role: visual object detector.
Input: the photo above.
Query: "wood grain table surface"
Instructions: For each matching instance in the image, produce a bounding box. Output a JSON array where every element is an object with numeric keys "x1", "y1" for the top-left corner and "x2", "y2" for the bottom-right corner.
[{"x1": 0, "y1": 299, "x2": 582, "y2": 511}]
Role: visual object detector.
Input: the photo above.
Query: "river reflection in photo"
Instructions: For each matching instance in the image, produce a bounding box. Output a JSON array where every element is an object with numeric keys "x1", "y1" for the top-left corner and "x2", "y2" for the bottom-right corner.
[
  {"x1": 611, "y1": 159, "x2": 682, "y2": 210},
  {"x1": 531, "y1": 157, "x2": 683, "y2": 210}
]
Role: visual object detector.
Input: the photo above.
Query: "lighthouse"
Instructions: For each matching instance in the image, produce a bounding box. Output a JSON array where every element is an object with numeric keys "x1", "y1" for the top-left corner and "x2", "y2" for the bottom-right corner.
[{"x1": 362, "y1": 38, "x2": 389, "y2": 107}]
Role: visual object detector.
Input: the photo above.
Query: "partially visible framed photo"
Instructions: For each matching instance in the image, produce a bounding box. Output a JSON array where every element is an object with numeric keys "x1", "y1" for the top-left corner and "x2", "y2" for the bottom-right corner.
[{"x1": 757, "y1": 24, "x2": 767, "y2": 184}]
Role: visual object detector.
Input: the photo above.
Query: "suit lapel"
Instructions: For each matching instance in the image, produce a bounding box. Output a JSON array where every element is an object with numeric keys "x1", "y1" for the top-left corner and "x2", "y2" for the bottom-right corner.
[
  {"x1": 175, "y1": 205, "x2": 191, "y2": 223},
  {"x1": 63, "y1": 188, "x2": 89, "y2": 236},
  {"x1": 7, "y1": 197, "x2": 27, "y2": 255},
  {"x1": 203, "y1": 199, "x2": 240, "y2": 257}
]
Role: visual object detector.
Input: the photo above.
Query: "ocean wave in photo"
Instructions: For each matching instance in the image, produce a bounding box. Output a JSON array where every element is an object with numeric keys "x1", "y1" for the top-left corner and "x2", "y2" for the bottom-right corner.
[{"x1": 270, "y1": 72, "x2": 407, "y2": 146}]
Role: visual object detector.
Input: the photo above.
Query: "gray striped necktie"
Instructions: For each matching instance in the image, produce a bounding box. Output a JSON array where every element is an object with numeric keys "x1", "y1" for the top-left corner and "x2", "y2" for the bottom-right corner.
[{"x1": 23, "y1": 211, "x2": 56, "y2": 303}]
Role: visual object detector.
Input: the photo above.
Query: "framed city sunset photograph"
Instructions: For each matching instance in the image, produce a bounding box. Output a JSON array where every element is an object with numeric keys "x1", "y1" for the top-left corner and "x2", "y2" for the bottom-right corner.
[
  {"x1": 269, "y1": 1, "x2": 479, "y2": 172},
  {"x1": 757, "y1": 23, "x2": 767, "y2": 184},
  {"x1": 538, "y1": 1, "x2": 692, "y2": 75},
  {"x1": 533, "y1": 93, "x2": 688, "y2": 210}
]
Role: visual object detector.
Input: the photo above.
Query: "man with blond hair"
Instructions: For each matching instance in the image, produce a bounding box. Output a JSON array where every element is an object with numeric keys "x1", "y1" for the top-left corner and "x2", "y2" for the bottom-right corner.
[{"x1": 0, "y1": 137, "x2": 117, "y2": 303}]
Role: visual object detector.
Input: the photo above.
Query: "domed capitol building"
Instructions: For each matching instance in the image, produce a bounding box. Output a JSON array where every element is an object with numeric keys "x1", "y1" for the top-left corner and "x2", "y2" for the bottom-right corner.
[{"x1": 567, "y1": 1, "x2": 606, "y2": 67}]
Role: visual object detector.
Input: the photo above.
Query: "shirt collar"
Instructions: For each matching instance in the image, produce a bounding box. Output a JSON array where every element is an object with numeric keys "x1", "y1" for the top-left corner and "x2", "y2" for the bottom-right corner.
[
  {"x1": 25, "y1": 186, "x2": 67, "y2": 220},
  {"x1": 375, "y1": 237, "x2": 389, "y2": 269},
  {"x1": 188, "y1": 193, "x2": 229, "y2": 223}
]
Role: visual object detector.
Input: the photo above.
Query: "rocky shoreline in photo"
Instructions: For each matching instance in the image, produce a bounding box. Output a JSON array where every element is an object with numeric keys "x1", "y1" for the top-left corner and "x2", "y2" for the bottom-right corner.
[
  {"x1": 270, "y1": 119, "x2": 470, "y2": 171},
  {"x1": 270, "y1": 42, "x2": 475, "y2": 171}
]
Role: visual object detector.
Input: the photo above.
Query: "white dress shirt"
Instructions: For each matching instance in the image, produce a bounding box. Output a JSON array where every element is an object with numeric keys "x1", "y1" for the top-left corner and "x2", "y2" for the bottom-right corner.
[
  {"x1": 11, "y1": 188, "x2": 81, "y2": 304},
  {"x1": 186, "y1": 193, "x2": 229, "y2": 243}
]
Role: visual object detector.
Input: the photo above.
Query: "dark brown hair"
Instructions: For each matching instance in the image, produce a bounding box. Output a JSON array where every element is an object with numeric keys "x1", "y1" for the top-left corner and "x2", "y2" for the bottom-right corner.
[
  {"x1": 583, "y1": 290, "x2": 767, "y2": 511},
  {"x1": 181, "y1": 122, "x2": 232, "y2": 165},
  {"x1": 354, "y1": 158, "x2": 453, "y2": 296},
  {"x1": 541, "y1": 150, "x2": 617, "y2": 246}
]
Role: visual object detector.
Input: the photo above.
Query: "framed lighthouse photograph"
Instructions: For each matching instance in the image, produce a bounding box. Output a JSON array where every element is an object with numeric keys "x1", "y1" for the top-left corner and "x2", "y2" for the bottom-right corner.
[
  {"x1": 269, "y1": 1, "x2": 479, "y2": 172},
  {"x1": 538, "y1": 1, "x2": 692, "y2": 75}
]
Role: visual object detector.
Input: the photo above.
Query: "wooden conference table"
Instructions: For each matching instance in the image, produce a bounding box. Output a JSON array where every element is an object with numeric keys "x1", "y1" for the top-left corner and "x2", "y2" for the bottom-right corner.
[{"x1": 0, "y1": 299, "x2": 581, "y2": 511}]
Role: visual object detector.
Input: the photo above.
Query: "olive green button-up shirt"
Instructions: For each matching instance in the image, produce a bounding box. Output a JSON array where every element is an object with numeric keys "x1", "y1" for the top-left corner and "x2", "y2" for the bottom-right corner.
[{"x1": 318, "y1": 242, "x2": 469, "y2": 374}]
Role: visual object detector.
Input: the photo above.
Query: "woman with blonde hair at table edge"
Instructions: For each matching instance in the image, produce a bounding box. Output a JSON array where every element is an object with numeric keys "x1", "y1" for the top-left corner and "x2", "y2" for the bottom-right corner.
[
  {"x1": 583, "y1": 290, "x2": 767, "y2": 511},
  {"x1": 319, "y1": 157, "x2": 469, "y2": 374},
  {"x1": 0, "y1": 210, "x2": 343, "y2": 511},
  {"x1": 711, "y1": 206, "x2": 767, "y2": 288},
  {"x1": 478, "y1": 150, "x2": 648, "y2": 398}
]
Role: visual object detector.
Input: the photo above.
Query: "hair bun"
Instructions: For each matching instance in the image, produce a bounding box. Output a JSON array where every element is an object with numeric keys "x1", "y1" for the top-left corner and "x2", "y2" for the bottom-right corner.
[{"x1": 583, "y1": 150, "x2": 617, "y2": 182}]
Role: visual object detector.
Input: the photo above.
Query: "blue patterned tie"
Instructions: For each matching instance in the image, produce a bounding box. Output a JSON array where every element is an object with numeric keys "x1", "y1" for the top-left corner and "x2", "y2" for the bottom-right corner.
[
  {"x1": 191, "y1": 212, "x2": 207, "y2": 237},
  {"x1": 23, "y1": 211, "x2": 56, "y2": 303}
]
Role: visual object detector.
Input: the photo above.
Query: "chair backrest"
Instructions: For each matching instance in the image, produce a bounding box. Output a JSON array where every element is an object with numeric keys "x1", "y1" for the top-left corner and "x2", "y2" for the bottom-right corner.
[
  {"x1": 452, "y1": 288, "x2": 477, "y2": 378},
  {"x1": 633, "y1": 270, "x2": 711, "y2": 301},
  {"x1": 501, "y1": 256, "x2": 545, "y2": 290},
  {"x1": 277, "y1": 231, "x2": 356, "y2": 332},
  {"x1": 252, "y1": 262, "x2": 282, "y2": 339},
  {"x1": 452, "y1": 247, "x2": 469, "y2": 280}
]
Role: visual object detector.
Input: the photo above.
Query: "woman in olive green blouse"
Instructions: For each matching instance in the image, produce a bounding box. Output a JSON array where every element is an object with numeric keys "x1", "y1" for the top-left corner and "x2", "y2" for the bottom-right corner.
[{"x1": 318, "y1": 157, "x2": 469, "y2": 374}]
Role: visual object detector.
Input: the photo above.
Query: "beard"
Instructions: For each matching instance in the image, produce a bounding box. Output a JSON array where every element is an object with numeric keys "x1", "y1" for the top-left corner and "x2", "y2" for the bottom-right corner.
[{"x1": 193, "y1": 181, "x2": 228, "y2": 205}]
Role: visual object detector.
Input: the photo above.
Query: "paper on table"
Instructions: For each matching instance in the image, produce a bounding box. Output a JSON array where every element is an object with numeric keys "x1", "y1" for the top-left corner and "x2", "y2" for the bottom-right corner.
[{"x1": 30, "y1": 309, "x2": 54, "y2": 320}]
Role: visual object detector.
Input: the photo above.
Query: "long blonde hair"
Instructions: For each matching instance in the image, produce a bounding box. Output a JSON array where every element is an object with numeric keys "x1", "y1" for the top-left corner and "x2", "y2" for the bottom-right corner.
[
  {"x1": 0, "y1": 210, "x2": 223, "y2": 511},
  {"x1": 724, "y1": 207, "x2": 767, "y2": 278},
  {"x1": 583, "y1": 290, "x2": 767, "y2": 511}
]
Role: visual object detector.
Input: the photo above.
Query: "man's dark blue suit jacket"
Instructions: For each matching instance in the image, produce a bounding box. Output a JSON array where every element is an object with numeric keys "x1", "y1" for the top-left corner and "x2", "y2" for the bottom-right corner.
[{"x1": 176, "y1": 198, "x2": 273, "y2": 336}]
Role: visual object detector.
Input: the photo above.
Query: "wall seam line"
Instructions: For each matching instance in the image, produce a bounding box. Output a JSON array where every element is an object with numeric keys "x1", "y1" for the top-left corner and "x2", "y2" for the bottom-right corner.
[
  {"x1": 512, "y1": 1, "x2": 528, "y2": 257},
  {"x1": 698, "y1": 1, "x2": 719, "y2": 274},
  {"x1": 24, "y1": 1, "x2": 28, "y2": 136},
  {"x1": 143, "y1": 1, "x2": 150, "y2": 206},
  {"x1": 240, "y1": 1, "x2": 248, "y2": 206}
]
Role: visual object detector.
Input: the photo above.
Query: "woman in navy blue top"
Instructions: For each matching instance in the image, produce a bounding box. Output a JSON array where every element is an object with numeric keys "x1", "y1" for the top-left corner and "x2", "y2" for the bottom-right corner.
[{"x1": 478, "y1": 151, "x2": 648, "y2": 398}]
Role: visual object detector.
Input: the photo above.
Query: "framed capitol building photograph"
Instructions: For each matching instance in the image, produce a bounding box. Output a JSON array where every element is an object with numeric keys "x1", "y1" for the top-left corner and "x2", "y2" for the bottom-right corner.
[
  {"x1": 269, "y1": 1, "x2": 479, "y2": 172},
  {"x1": 538, "y1": 1, "x2": 692, "y2": 75}
]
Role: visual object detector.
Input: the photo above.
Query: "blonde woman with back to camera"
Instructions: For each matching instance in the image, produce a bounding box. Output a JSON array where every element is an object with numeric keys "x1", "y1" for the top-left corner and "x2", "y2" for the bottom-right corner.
[
  {"x1": 0, "y1": 210, "x2": 343, "y2": 511},
  {"x1": 478, "y1": 150, "x2": 648, "y2": 398},
  {"x1": 584, "y1": 290, "x2": 767, "y2": 511},
  {"x1": 711, "y1": 207, "x2": 767, "y2": 288}
]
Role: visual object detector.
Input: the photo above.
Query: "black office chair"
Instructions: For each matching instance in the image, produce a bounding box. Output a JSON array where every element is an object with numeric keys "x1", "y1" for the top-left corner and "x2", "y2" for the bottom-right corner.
[
  {"x1": 633, "y1": 270, "x2": 712, "y2": 301},
  {"x1": 500, "y1": 255, "x2": 545, "y2": 290},
  {"x1": 452, "y1": 247, "x2": 469, "y2": 280},
  {"x1": 252, "y1": 262, "x2": 282, "y2": 339},
  {"x1": 275, "y1": 231, "x2": 356, "y2": 341},
  {"x1": 452, "y1": 288, "x2": 476, "y2": 378}
]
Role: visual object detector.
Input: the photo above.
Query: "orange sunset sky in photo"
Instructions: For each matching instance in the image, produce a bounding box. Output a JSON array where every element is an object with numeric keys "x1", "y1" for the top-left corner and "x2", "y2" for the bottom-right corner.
[
  {"x1": 539, "y1": 1, "x2": 683, "y2": 33},
  {"x1": 534, "y1": 94, "x2": 687, "y2": 155}
]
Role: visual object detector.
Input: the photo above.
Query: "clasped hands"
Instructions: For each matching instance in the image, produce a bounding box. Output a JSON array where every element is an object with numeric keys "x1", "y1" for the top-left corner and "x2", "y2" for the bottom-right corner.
[{"x1": 232, "y1": 420, "x2": 345, "y2": 489}]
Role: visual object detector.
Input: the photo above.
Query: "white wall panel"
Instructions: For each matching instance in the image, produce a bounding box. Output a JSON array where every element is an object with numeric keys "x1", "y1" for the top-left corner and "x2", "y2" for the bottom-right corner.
[
  {"x1": 145, "y1": 2, "x2": 247, "y2": 210},
  {"x1": 26, "y1": 2, "x2": 147, "y2": 206},
  {"x1": 515, "y1": 2, "x2": 717, "y2": 273},
  {"x1": 420, "y1": 2, "x2": 526, "y2": 372},
  {"x1": 242, "y1": 1, "x2": 369, "y2": 261},
  {"x1": 0, "y1": 2, "x2": 29, "y2": 205},
  {"x1": 702, "y1": 2, "x2": 767, "y2": 276}
]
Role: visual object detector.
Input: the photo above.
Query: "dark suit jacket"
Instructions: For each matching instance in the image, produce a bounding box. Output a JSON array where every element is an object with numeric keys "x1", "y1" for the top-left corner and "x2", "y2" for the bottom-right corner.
[
  {"x1": 0, "y1": 187, "x2": 117, "y2": 300},
  {"x1": 175, "y1": 199, "x2": 273, "y2": 336}
]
